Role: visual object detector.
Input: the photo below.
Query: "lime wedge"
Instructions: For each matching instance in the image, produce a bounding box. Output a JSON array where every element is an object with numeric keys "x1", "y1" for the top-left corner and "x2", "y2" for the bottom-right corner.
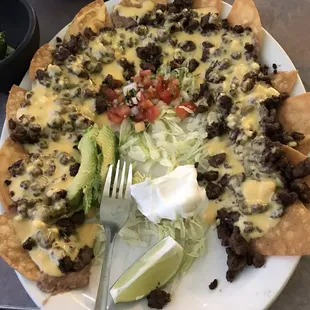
[{"x1": 110, "y1": 236, "x2": 184, "y2": 303}]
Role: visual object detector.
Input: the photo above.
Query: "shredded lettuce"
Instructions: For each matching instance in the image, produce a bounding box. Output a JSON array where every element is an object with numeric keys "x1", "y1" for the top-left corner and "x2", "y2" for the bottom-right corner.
[
  {"x1": 93, "y1": 224, "x2": 106, "y2": 265},
  {"x1": 157, "y1": 65, "x2": 197, "y2": 100},
  {"x1": 119, "y1": 206, "x2": 209, "y2": 275},
  {"x1": 119, "y1": 109, "x2": 208, "y2": 176}
]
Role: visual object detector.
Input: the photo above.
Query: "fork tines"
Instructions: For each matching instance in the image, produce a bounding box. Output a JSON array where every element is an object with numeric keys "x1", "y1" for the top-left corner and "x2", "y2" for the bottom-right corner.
[{"x1": 103, "y1": 160, "x2": 132, "y2": 199}]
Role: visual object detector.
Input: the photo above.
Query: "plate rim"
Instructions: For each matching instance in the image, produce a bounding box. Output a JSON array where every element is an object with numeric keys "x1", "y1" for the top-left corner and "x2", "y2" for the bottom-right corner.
[{"x1": 0, "y1": 1, "x2": 304, "y2": 309}]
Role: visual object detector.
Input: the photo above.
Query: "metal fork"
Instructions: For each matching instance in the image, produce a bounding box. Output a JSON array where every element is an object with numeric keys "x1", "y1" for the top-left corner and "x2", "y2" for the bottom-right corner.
[{"x1": 94, "y1": 160, "x2": 132, "y2": 310}]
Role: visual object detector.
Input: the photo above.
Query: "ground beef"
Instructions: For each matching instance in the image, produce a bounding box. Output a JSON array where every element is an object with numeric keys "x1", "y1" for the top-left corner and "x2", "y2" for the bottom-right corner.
[
  {"x1": 84, "y1": 27, "x2": 96, "y2": 40},
  {"x1": 73, "y1": 246, "x2": 94, "y2": 272},
  {"x1": 217, "y1": 94, "x2": 233, "y2": 114},
  {"x1": 209, "y1": 279, "x2": 218, "y2": 290},
  {"x1": 58, "y1": 256, "x2": 74, "y2": 274},
  {"x1": 54, "y1": 46, "x2": 71, "y2": 62},
  {"x1": 136, "y1": 43, "x2": 162, "y2": 72},
  {"x1": 187, "y1": 58, "x2": 199, "y2": 72},
  {"x1": 58, "y1": 246, "x2": 94, "y2": 274},
  {"x1": 200, "y1": 13, "x2": 219, "y2": 32},
  {"x1": 206, "y1": 117, "x2": 228, "y2": 139},
  {"x1": 206, "y1": 182, "x2": 224, "y2": 199},
  {"x1": 147, "y1": 288, "x2": 171, "y2": 309},
  {"x1": 22, "y1": 237, "x2": 36, "y2": 251},
  {"x1": 9, "y1": 119, "x2": 42, "y2": 144},
  {"x1": 275, "y1": 191, "x2": 298, "y2": 206},
  {"x1": 198, "y1": 170, "x2": 219, "y2": 182},
  {"x1": 65, "y1": 34, "x2": 87, "y2": 54},
  {"x1": 290, "y1": 179, "x2": 310, "y2": 203},
  {"x1": 56, "y1": 210, "x2": 85, "y2": 238},
  {"x1": 208, "y1": 153, "x2": 226, "y2": 167},
  {"x1": 291, "y1": 132, "x2": 305, "y2": 141},
  {"x1": 69, "y1": 163, "x2": 80, "y2": 176},
  {"x1": 180, "y1": 40, "x2": 196, "y2": 52},
  {"x1": 95, "y1": 96, "x2": 109, "y2": 114},
  {"x1": 8, "y1": 159, "x2": 25, "y2": 177},
  {"x1": 118, "y1": 58, "x2": 136, "y2": 80},
  {"x1": 292, "y1": 158, "x2": 310, "y2": 179},
  {"x1": 102, "y1": 74, "x2": 123, "y2": 89},
  {"x1": 216, "y1": 209, "x2": 266, "y2": 282},
  {"x1": 167, "y1": 0, "x2": 193, "y2": 13}
]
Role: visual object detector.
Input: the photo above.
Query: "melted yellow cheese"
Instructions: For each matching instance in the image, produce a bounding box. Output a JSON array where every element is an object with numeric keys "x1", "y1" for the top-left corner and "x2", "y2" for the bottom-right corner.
[
  {"x1": 241, "y1": 109, "x2": 259, "y2": 132},
  {"x1": 205, "y1": 137, "x2": 244, "y2": 175},
  {"x1": 12, "y1": 218, "x2": 99, "y2": 277},
  {"x1": 194, "y1": 7, "x2": 219, "y2": 15},
  {"x1": 115, "y1": 0, "x2": 155, "y2": 17},
  {"x1": 242, "y1": 179, "x2": 276, "y2": 206}
]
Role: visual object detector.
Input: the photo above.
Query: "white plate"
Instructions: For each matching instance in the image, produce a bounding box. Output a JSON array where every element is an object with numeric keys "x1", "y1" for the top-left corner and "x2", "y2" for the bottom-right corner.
[{"x1": 0, "y1": 1, "x2": 305, "y2": 309}]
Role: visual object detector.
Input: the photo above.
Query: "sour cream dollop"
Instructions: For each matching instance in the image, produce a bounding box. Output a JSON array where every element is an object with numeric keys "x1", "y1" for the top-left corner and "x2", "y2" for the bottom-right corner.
[{"x1": 130, "y1": 165, "x2": 208, "y2": 223}]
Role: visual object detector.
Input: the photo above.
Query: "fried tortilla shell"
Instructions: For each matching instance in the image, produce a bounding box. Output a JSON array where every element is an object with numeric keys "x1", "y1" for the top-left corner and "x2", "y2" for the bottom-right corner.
[
  {"x1": 37, "y1": 264, "x2": 92, "y2": 294},
  {"x1": 271, "y1": 70, "x2": 298, "y2": 94},
  {"x1": 278, "y1": 92, "x2": 310, "y2": 136},
  {"x1": 0, "y1": 138, "x2": 27, "y2": 213},
  {"x1": 6, "y1": 85, "x2": 26, "y2": 122},
  {"x1": 29, "y1": 44, "x2": 53, "y2": 81},
  {"x1": 252, "y1": 202, "x2": 310, "y2": 255},
  {"x1": 193, "y1": 0, "x2": 222, "y2": 13},
  {"x1": 282, "y1": 145, "x2": 310, "y2": 187},
  {"x1": 294, "y1": 136, "x2": 310, "y2": 157},
  {"x1": 64, "y1": 0, "x2": 113, "y2": 42},
  {"x1": 0, "y1": 214, "x2": 40, "y2": 281},
  {"x1": 227, "y1": 0, "x2": 262, "y2": 51},
  {"x1": 111, "y1": 0, "x2": 167, "y2": 28}
]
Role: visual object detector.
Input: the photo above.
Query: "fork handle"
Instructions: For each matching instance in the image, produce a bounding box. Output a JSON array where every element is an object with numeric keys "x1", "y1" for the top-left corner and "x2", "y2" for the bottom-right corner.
[{"x1": 95, "y1": 227, "x2": 116, "y2": 310}]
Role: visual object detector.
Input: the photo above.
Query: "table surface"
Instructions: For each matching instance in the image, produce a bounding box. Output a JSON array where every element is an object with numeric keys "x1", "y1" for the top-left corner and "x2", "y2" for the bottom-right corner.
[{"x1": 0, "y1": 0, "x2": 310, "y2": 309}]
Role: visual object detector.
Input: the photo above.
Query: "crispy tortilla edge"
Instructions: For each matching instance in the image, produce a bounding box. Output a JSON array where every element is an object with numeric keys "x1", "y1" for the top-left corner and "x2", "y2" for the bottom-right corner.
[
  {"x1": 193, "y1": 0, "x2": 222, "y2": 12},
  {"x1": 0, "y1": 138, "x2": 27, "y2": 213},
  {"x1": 271, "y1": 70, "x2": 298, "y2": 94},
  {"x1": 0, "y1": 214, "x2": 40, "y2": 281},
  {"x1": 29, "y1": 43, "x2": 53, "y2": 81},
  {"x1": 6, "y1": 85, "x2": 26, "y2": 122},
  {"x1": 227, "y1": 0, "x2": 262, "y2": 52},
  {"x1": 64, "y1": 0, "x2": 113, "y2": 41}
]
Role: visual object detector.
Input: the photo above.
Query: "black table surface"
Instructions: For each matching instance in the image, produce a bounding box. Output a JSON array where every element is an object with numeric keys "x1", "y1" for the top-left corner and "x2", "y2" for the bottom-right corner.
[{"x1": 0, "y1": 0, "x2": 310, "y2": 309}]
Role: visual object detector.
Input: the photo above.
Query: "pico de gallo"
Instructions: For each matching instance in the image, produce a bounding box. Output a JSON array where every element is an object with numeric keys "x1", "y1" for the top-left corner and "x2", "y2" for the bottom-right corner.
[{"x1": 105, "y1": 70, "x2": 197, "y2": 125}]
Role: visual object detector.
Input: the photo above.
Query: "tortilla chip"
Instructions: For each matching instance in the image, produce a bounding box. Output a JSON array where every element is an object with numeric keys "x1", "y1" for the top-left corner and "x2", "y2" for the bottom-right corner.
[
  {"x1": 252, "y1": 202, "x2": 310, "y2": 255},
  {"x1": 295, "y1": 135, "x2": 310, "y2": 156},
  {"x1": 193, "y1": 0, "x2": 222, "y2": 13},
  {"x1": 271, "y1": 71, "x2": 298, "y2": 94},
  {"x1": 278, "y1": 93, "x2": 310, "y2": 136},
  {"x1": 6, "y1": 85, "x2": 26, "y2": 122},
  {"x1": 64, "y1": 0, "x2": 113, "y2": 42},
  {"x1": 29, "y1": 44, "x2": 53, "y2": 81},
  {"x1": 111, "y1": 0, "x2": 167, "y2": 28},
  {"x1": 0, "y1": 214, "x2": 40, "y2": 280},
  {"x1": 0, "y1": 139, "x2": 27, "y2": 213},
  {"x1": 37, "y1": 264, "x2": 91, "y2": 294},
  {"x1": 282, "y1": 145, "x2": 310, "y2": 187},
  {"x1": 227, "y1": 0, "x2": 262, "y2": 51}
]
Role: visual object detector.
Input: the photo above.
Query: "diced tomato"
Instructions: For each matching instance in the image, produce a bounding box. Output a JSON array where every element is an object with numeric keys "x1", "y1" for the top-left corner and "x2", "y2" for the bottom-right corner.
[
  {"x1": 175, "y1": 102, "x2": 197, "y2": 120},
  {"x1": 146, "y1": 105, "x2": 160, "y2": 123},
  {"x1": 107, "y1": 105, "x2": 131, "y2": 124},
  {"x1": 140, "y1": 99, "x2": 153, "y2": 110},
  {"x1": 108, "y1": 113, "x2": 123, "y2": 124},
  {"x1": 143, "y1": 76, "x2": 153, "y2": 89},
  {"x1": 139, "y1": 70, "x2": 152, "y2": 77},
  {"x1": 155, "y1": 76, "x2": 180, "y2": 104},
  {"x1": 100, "y1": 86, "x2": 118, "y2": 102},
  {"x1": 133, "y1": 75, "x2": 142, "y2": 83},
  {"x1": 146, "y1": 87, "x2": 157, "y2": 99},
  {"x1": 133, "y1": 109, "x2": 146, "y2": 122}
]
